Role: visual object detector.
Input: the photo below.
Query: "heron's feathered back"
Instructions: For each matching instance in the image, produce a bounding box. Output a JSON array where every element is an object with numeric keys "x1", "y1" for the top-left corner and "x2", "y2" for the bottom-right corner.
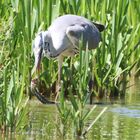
[{"x1": 48, "y1": 14, "x2": 103, "y2": 52}]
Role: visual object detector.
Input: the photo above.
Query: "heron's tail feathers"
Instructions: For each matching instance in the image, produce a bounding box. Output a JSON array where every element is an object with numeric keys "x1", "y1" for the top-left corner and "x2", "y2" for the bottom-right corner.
[{"x1": 92, "y1": 22, "x2": 105, "y2": 32}]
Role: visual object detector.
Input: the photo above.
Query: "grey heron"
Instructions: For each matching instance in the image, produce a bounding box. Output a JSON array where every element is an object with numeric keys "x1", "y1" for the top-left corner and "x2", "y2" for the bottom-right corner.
[{"x1": 32, "y1": 14, "x2": 105, "y2": 102}]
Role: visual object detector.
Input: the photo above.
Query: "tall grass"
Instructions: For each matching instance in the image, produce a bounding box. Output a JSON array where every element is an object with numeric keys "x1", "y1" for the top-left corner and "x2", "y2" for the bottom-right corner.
[
  {"x1": 92, "y1": 0, "x2": 140, "y2": 99},
  {"x1": 0, "y1": 0, "x2": 140, "y2": 134}
]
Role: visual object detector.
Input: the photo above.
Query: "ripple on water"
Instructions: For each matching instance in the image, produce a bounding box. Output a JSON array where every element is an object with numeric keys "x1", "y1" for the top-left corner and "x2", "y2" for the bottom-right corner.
[{"x1": 110, "y1": 106, "x2": 140, "y2": 118}]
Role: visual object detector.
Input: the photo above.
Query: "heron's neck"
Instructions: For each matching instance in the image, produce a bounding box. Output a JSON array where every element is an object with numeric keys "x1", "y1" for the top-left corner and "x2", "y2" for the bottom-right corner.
[{"x1": 43, "y1": 31, "x2": 58, "y2": 58}]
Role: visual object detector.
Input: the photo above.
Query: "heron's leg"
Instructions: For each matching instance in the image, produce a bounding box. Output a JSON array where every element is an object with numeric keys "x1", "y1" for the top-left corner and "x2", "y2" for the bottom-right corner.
[{"x1": 55, "y1": 56, "x2": 63, "y2": 102}]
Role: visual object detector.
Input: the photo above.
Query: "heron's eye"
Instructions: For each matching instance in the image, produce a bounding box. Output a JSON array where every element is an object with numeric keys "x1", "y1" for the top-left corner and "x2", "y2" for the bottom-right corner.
[{"x1": 45, "y1": 42, "x2": 49, "y2": 47}]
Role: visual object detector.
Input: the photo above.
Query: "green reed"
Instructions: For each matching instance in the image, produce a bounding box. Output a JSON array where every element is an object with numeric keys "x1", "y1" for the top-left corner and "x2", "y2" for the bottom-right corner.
[
  {"x1": 56, "y1": 86, "x2": 71, "y2": 138},
  {"x1": 56, "y1": 42, "x2": 107, "y2": 137},
  {"x1": 0, "y1": 43, "x2": 28, "y2": 132}
]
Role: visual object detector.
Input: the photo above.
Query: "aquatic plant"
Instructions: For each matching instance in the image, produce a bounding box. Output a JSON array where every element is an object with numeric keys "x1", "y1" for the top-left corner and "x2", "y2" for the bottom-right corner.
[
  {"x1": 69, "y1": 43, "x2": 107, "y2": 136},
  {"x1": 56, "y1": 42, "x2": 107, "y2": 137},
  {"x1": 0, "y1": 47, "x2": 28, "y2": 132},
  {"x1": 56, "y1": 86, "x2": 71, "y2": 138}
]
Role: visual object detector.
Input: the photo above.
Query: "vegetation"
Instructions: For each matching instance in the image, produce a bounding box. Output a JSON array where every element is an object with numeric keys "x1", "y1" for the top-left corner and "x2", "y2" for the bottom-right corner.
[
  {"x1": 56, "y1": 45, "x2": 107, "y2": 137},
  {"x1": 0, "y1": 0, "x2": 140, "y2": 137}
]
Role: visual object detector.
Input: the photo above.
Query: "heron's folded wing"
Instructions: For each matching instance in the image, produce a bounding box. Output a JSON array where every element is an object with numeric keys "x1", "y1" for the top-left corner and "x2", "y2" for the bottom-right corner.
[
  {"x1": 66, "y1": 24, "x2": 100, "y2": 50},
  {"x1": 66, "y1": 24, "x2": 85, "y2": 48}
]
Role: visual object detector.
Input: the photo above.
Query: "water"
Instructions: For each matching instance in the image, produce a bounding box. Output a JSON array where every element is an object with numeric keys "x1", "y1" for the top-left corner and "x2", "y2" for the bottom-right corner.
[
  {"x1": 1, "y1": 79, "x2": 140, "y2": 140},
  {"x1": 88, "y1": 105, "x2": 140, "y2": 140}
]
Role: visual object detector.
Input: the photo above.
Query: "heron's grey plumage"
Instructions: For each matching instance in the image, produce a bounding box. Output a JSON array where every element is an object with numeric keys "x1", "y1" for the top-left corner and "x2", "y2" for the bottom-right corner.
[
  {"x1": 48, "y1": 15, "x2": 101, "y2": 56},
  {"x1": 32, "y1": 14, "x2": 105, "y2": 101},
  {"x1": 33, "y1": 15, "x2": 105, "y2": 68}
]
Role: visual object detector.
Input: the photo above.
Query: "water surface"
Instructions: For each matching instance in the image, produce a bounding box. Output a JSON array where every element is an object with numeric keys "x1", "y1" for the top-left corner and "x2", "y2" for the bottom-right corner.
[{"x1": 1, "y1": 78, "x2": 140, "y2": 140}]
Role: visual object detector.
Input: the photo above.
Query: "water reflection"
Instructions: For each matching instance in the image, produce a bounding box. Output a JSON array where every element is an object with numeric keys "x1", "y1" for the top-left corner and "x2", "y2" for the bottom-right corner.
[
  {"x1": 89, "y1": 105, "x2": 140, "y2": 140},
  {"x1": 111, "y1": 106, "x2": 140, "y2": 118},
  {"x1": 88, "y1": 78, "x2": 140, "y2": 140}
]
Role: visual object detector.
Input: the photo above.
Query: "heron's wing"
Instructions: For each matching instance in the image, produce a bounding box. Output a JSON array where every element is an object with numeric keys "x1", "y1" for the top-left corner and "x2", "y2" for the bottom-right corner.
[
  {"x1": 66, "y1": 23, "x2": 100, "y2": 50},
  {"x1": 66, "y1": 25, "x2": 84, "y2": 48}
]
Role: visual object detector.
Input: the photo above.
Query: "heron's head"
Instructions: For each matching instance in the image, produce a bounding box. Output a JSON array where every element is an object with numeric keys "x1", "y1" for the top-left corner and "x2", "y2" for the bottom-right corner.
[{"x1": 33, "y1": 31, "x2": 50, "y2": 71}]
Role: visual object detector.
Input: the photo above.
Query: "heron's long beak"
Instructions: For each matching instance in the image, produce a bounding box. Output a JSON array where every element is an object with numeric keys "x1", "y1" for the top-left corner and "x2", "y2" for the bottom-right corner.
[{"x1": 35, "y1": 47, "x2": 43, "y2": 71}]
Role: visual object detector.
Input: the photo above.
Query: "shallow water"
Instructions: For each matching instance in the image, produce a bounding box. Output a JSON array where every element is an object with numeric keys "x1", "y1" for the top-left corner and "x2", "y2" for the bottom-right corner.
[{"x1": 1, "y1": 78, "x2": 140, "y2": 140}]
